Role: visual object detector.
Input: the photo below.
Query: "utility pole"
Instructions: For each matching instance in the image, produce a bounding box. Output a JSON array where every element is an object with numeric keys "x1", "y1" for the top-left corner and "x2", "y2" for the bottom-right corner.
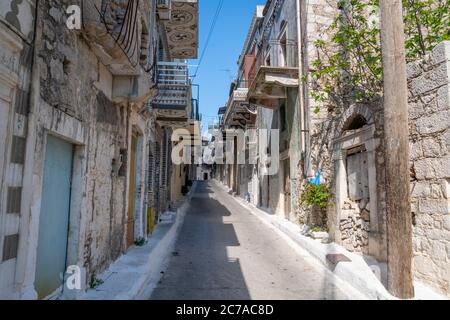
[
  {"x1": 379, "y1": 0, "x2": 414, "y2": 298},
  {"x1": 295, "y1": 0, "x2": 311, "y2": 178}
]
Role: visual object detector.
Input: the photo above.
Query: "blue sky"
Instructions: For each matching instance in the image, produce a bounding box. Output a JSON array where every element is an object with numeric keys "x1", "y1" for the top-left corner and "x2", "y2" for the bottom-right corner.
[{"x1": 189, "y1": 0, "x2": 263, "y2": 134}]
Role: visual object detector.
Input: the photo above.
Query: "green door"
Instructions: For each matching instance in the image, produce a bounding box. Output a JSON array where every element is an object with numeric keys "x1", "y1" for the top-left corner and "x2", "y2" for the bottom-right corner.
[{"x1": 35, "y1": 135, "x2": 74, "y2": 299}]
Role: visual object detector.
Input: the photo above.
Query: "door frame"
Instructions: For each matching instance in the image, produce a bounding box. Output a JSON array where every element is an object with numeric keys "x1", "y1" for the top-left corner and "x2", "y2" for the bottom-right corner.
[
  {"x1": 333, "y1": 124, "x2": 382, "y2": 259},
  {"x1": 34, "y1": 133, "x2": 76, "y2": 300},
  {"x1": 283, "y1": 158, "x2": 291, "y2": 220},
  {"x1": 127, "y1": 132, "x2": 138, "y2": 248},
  {"x1": 127, "y1": 128, "x2": 144, "y2": 247}
]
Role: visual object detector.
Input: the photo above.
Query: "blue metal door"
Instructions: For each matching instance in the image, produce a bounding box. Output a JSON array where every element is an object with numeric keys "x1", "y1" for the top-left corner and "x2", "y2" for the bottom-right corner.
[{"x1": 35, "y1": 135, "x2": 73, "y2": 299}]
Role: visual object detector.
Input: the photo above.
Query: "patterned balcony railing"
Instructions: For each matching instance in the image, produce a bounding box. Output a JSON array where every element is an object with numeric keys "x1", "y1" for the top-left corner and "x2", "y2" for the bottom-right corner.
[
  {"x1": 153, "y1": 61, "x2": 190, "y2": 110},
  {"x1": 152, "y1": 86, "x2": 189, "y2": 109}
]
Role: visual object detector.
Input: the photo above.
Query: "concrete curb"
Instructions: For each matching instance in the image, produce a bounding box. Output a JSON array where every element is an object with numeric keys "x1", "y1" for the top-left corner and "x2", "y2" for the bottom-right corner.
[
  {"x1": 134, "y1": 183, "x2": 196, "y2": 300},
  {"x1": 212, "y1": 180, "x2": 395, "y2": 300},
  {"x1": 80, "y1": 182, "x2": 196, "y2": 300}
]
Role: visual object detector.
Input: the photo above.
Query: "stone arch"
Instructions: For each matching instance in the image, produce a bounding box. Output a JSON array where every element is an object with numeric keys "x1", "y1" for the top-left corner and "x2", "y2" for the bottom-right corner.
[
  {"x1": 332, "y1": 104, "x2": 383, "y2": 259},
  {"x1": 335, "y1": 104, "x2": 375, "y2": 138}
]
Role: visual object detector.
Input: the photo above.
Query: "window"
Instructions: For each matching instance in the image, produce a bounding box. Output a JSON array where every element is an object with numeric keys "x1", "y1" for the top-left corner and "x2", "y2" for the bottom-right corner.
[
  {"x1": 265, "y1": 53, "x2": 271, "y2": 67},
  {"x1": 278, "y1": 21, "x2": 288, "y2": 67},
  {"x1": 280, "y1": 104, "x2": 287, "y2": 132},
  {"x1": 158, "y1": 40, "x2": 164, "y2": 61}
]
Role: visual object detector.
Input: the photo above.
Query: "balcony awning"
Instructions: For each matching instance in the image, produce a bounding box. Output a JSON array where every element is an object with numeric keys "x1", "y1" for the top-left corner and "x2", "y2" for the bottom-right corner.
[
  {"x1": 222, "y1": 84, "x2": 255, "y2": 129},
  {"x1": 153, "y1": 104, "x2": 188, "y2": 110},
  {"x1": 218, "y1": 107, "x2": 227, "y2": 115},
  {"x1": 248, "y1": 66, "x2": 299, "y2": 108},
  {"x1": 265, "y1": 73, "x2": 299, "y2": 87}
]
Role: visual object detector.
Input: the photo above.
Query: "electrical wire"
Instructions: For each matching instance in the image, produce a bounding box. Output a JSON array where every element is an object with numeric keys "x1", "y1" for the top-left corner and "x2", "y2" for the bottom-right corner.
[{"x1": 191, "y1": 0, "x2": 225, "y2": 80}]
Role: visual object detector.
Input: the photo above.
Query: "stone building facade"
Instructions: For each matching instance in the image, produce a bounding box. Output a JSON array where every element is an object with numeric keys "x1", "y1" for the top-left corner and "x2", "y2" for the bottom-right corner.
[
  {"x1": 219, "y1": 0, "x2": 305, "y2": 223},
  {"x1": 216, "y1": 0, "x2": 449, "y2": 297},
  {"x1": 0, "y1": 0, "x2": 199, "y2": 299},
  {"x1": 0, "y1": 0, "x2": 36, "y2": 300},
  {"x1": 408, "y1": 41, "x2": 450, "y2": 295}
]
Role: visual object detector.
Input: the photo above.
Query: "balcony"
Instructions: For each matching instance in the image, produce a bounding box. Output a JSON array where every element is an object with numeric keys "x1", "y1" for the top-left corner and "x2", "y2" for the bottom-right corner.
[
  {"x1": 82, "y1": 0, "x2": 142, "y2": 75},
  {"x1": 191, "y1": 98, "x2": 202, "y2": 122},
  {"x1": 157, "y1": 0, "x2": 172, "y2": 20},
  {"x1": 223, "y1": 79, "x2": 254, "y2": 129},
  {"x1": 218, "y1": 106, "x2": 227, "y2": 115},
  {"x1": 153, "y1": 61, "x2": 192, "y2": 128},
  {"x1": 248, "y1": 40, "x2": 299, "y2": 109},
  {"x1": 164, "y1": 0, "x2": 199, "y2": 59}
]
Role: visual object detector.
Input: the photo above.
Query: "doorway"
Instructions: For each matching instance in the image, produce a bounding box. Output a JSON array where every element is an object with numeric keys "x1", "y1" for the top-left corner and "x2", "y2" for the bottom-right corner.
[
  {"x1": 127, "y1": 132, "x2": 138, "y2": 248},
  {"x1": 346, "y1": 146, "x2": 369, "y2": 202},
  {"x1": 283, "y1": 159, "x2": 291, "y2": 219},
  {"x1": 35, "y1": 135, "x2": 74, "y2": 299}
]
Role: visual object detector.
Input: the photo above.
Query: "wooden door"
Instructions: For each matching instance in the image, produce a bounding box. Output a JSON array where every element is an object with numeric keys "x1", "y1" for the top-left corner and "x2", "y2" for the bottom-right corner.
[{"x1": 346, "y1": 148, "x2": 369, "y2": 202}]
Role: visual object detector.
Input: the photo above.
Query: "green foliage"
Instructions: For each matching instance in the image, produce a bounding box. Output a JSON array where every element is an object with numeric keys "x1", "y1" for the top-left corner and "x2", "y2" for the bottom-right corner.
[
  {"x1": 301, "y1": 183, "x2": 330, "y2": 209},
  {"x1": 89, "y1": 276, "x2": 104, "y2": 289},
  {"x1": 310, "y1": 0, "x2": 382, "y2": 107},
  {"x1": 311, "y1": 225, "x2": 325, "y2": 233},
  {"x1": 403, "y1": 0, "x2": 450, "y2": 61},
  {"x1": 310, "y1": 0, "x2": 450, "y2": 110},
  {"x1": 298, "y1": 216, "x2": 305, "y2": 225},
  {"x1": 134, "y1": 237, "x2": 146, "y2": 246}
]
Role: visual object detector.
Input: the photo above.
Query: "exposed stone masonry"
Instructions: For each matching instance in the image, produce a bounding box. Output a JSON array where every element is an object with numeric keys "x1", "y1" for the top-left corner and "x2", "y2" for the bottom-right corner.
[
  {"x1": 408, "y1": 41, "x2": 450, "y2": 295},
  {"x1": 340, "y1": 200, "x2": 370, "y2": 254}
]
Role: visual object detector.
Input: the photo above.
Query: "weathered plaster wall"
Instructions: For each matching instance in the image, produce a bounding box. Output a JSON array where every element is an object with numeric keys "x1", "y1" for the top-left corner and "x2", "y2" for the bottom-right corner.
[
  {"x1": 0, "y1": 0, "x2": 35, "y2": 299},
  {"x1": 295, "y1": 0, "x2": 338, "y2": 225},
  {"x1": 0, "y1": 0, "x2": 35, "y2": 42},
  {"x1": 408, "y1": 41, "x2": 450, "y2": 295},
  {"x1": 295, "y1": 2, "x2": 389, "y2": 261},
  {"x1": 30, "y1": 0, "x2": 130, "y2": 288},
  {"x1": 292, "y1": 0, "x2": 340, "y2": 226}
]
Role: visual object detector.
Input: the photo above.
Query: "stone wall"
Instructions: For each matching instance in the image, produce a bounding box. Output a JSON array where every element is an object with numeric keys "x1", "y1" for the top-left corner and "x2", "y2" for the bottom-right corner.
[
  {"x1": 295, "y1": 0, "x2": 339, "y2": 226},
  {"x1": 294, "y1": 1, "x2": 391, "y2": 262},
  {"x1": 34, "y1": 0, "x2": 130, "y2": 282},
  {"x1": 339, "y1": 199, "x2": 371, "y2": 254},
  {"x1": 408, "y1": 41, "x2": 450, "y2": 295},
  {"x1": 0, "y1": 0, "x2": 36, "y2": 299}
]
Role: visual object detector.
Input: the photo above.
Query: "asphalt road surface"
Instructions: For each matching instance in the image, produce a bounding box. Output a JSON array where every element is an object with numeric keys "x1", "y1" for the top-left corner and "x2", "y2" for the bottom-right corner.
[{"x1": 150, "y1": 181, "x2": 355, "y2": 300}]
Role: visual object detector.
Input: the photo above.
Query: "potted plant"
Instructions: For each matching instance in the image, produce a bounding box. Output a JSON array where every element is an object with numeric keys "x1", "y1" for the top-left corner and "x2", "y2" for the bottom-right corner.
[{"x1": 300, "y1": 183, "x2": 330, "y2": 240}]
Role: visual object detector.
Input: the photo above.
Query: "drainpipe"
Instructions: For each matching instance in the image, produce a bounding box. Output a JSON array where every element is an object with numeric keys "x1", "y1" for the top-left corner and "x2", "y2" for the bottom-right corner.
[
  {"x1": 296, "y1": 0, "x2": 306, "y2": 175},
  {"x1": 296, "y1": 0, "x2": 311, "y2": 177}
]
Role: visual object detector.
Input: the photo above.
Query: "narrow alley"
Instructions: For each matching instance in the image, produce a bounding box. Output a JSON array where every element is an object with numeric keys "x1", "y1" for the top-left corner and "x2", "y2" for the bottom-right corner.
[
  {"x1": 150, "y1": 181, "x2": 353, "y2": 300},
  {"x1": 0, "y1": 0, "x2": 449, "y2": 304}
]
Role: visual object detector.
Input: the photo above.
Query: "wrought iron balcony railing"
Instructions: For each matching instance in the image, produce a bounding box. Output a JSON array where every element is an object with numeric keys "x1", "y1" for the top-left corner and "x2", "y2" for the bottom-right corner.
[
  {"x1": 157, "y1": 61, "x2": 189, "y2": 86},
  {"x1": 191, "y1": 99, "x2": 201, "y2": 121},
  {"x1": 248, "y1": 40, "x2": 298, "y2": 86},
  {"x1": 234, "y1": 79, "x2": 250, "y2": 89},
  {"x1": 157, "y1": 0, "x2": 171, "y2": 6},
  {"x1": 157, "y1": 0, "x2": 172, "y2": 20},
  {"x1": 153, "y1": 61, "x2": 190, "y2": 110},
  {"x1": 82, "y1": 0, "x2": 141, "y2": 73}
]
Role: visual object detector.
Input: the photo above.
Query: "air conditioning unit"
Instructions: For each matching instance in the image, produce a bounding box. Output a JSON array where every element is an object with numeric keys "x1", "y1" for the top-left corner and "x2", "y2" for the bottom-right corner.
[{"x1": 157, "y1": 0, "x2": 172, "y2": 20}]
